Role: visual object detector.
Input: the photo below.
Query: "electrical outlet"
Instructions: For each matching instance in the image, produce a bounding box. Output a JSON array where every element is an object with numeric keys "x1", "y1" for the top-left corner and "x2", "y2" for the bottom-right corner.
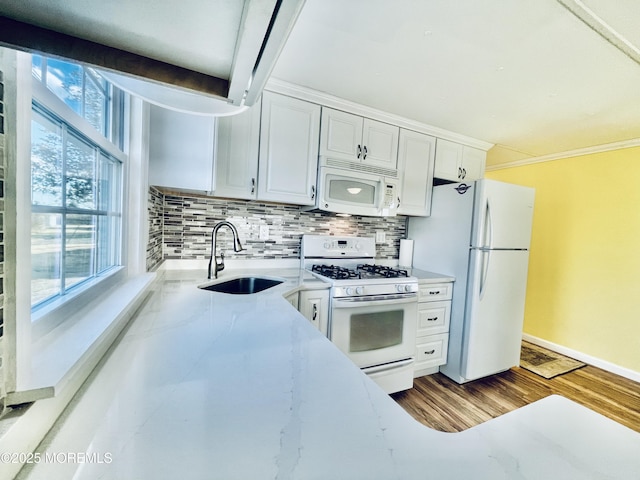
[
  {"x1": 259, "y1": 225, "x2": 269, "y2": 240},
  {"x1": 375, "y1": 231, "x2": 386, "y2": 243}
]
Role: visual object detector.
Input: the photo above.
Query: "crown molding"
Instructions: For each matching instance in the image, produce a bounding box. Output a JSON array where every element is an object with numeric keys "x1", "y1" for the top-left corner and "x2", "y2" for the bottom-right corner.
[
  {"x1": 485, "y1": 138, "x2": 640, "y2": 171},
  {"x1": 265, "y1": 78, "x2": 494, "y2": 151}
]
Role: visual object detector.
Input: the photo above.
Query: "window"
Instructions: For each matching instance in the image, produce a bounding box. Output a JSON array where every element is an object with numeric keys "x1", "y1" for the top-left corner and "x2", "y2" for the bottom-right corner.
[
  {"x1": 32, "y1": 55, "x2": 111, "y2": 138},
  {"x1": 30, "y1": 56, "x2": 124, "y2": 310}
]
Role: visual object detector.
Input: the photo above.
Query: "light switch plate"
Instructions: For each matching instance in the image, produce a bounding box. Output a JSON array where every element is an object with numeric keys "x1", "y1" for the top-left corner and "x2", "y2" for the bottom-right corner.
[
  {"x1": 259, "y1": 225, "x2": 269, "y2": 240},
  {"x1": 375, "y1": 231, "x2": 386, "y2": 243}
]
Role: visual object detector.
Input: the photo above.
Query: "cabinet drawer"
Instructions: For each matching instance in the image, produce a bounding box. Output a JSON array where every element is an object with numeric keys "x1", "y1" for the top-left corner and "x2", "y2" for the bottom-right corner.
[
  {"x1": 416, "y1": 301, "x2": 450, "y2": 336},
  {"x1": 418, "y1": 282, "x2": 453, "y2": 302},
  {"x1": 415, "y1": 333, "x2": 448, "y2": 369}
]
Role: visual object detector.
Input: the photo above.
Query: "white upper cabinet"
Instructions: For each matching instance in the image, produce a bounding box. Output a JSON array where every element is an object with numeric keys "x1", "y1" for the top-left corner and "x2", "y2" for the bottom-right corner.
[
  {"x1": 148, "y1": 104, "x2": 215, "y2": 192},
  {"x1": 461, "y1": 145, "x2": 486, "y2": 181},
  {"x1": 319, "y1": 108, "x2": 362, "y2": 159},
  {"x1": 214, "y1": 91, "x2": 320, "y2": 205},
  {"x1": 397, "y1": 129, "x2": 436, "y2": 217},
  {"x1": 213, "y1": 104, "x2": 261, "y2": 199},
  {"x1": 257, "y1": 91, "x2": 321, "y2": 205},
  {"x1": 433, "y1": 138, "x2": 486, "y2": 182},
  {"x1": 320, "y1": 107, "x2": 399, "y2": 170}
]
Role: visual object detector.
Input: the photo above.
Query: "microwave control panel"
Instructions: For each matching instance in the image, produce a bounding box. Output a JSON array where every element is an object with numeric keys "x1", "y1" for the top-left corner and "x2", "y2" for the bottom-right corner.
[{"x1": 382, "y1": 182, "x2": 397, "y2": 209}]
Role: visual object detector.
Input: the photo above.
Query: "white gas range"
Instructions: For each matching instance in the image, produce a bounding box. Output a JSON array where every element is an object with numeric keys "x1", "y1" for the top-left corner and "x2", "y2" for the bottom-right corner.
[{"x1": 301, "y1": 235, "x2": 418, "y2": 394}]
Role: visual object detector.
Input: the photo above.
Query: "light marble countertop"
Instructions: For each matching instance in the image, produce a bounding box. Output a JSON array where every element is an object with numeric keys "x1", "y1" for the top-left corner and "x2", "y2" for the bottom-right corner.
[
  {"x1": 407, "y1": 267, "x2": 455, "y2": 283},
  {"x1": 18, "y1": 268, "x2": 640, "y2": 480}
]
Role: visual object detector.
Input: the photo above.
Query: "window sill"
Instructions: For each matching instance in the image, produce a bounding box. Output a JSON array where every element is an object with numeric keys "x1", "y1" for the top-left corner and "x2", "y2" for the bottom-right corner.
[{"x1": 7, "y1": 273, "x2": 156, "y2": 405}]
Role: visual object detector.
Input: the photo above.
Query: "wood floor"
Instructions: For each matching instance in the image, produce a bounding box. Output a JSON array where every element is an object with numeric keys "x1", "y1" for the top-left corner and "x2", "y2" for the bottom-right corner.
[{"x1": 392, "y1": 365, "x2": 640, "y2": 433}]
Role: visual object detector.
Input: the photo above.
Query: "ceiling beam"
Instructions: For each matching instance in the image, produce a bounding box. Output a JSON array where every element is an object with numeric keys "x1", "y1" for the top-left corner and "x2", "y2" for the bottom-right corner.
[
  {"x1": 0, "y1": 15, "x2": 230, "y2": 99},
  {"x1": 244, "y1": 0, "x2": 307, "y2": 106},
  {"x1": 227, "y1": 0, "x2": 280, "y2": 105}
]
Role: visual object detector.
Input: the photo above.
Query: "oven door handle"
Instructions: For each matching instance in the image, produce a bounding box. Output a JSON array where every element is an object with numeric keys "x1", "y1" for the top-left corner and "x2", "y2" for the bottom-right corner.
[
  {"x1": 332, "y1": 294, "x2": 417, "y2": 308},
  {"x1": 362, "y1": 358, "x2": 414, "y2": 375}
]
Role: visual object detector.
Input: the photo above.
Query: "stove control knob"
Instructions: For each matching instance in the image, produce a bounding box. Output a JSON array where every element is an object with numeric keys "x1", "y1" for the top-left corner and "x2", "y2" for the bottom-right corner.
[
  {"x1": 405, "y1": 284, "x2": 412, "y2": 292},
  {"x1": 323, "y1": 241, "x2": 331, "y2": 249},
  {"x1": 345, "y1": 287, "x2": 354, "y2": 296},
  {"x1": 396, "y1": 284, "x2": 405, "y2": 293},
  {"x1": 355, "y1": 286, "x2": 364, "y2": 295}
]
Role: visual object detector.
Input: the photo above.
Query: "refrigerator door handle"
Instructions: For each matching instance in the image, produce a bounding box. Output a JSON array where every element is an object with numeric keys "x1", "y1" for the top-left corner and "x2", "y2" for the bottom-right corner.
[
  {"x1": 484, "y1": 199, "x2": 494, "y2": 249},
  {"x1": 479, "y1": 248, "x2": 491, "y2": 299}
]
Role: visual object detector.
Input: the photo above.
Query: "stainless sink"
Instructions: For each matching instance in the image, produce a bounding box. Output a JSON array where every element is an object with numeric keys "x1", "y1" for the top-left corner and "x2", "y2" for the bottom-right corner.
[{"x1": 199, "y1": 277, "x2": 283, "y2": 294}]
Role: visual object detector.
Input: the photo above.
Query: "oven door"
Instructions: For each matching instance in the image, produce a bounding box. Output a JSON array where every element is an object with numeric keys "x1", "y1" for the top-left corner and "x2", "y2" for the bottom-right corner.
[{"x1": 329, "y1": 294, "x2": 417, "y2": 369}]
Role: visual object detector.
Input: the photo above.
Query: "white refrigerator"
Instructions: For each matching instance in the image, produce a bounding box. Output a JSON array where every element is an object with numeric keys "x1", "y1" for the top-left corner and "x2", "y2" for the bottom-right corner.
[{"x1": 408, "y1": 179, "x2": 535, "y2": 383}]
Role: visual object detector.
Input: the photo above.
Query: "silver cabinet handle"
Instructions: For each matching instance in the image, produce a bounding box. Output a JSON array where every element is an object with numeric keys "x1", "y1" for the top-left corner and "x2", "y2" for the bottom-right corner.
[
  {"x1": 251, "y1": 178, "x2": 256, "y2": 194},
  {"x1": 462, "y1": 167, "x2": 467, "y2": 179},
  {"x1": 312, "y1": 303, "x2": 318, "y2": 321},
  {"x1": 311, "y1": 185, "x2": 315, "y2": 200},
  {"x1": 357, "y1": 144, "x2": 362, "y2": 159},
  {"x1": 424, "y1": 349, "x2": 435, "y2": 355},
  {"x1": 363, "y1": 145, "x2": 368, "y2": 159},
  {"x1": 427, "y1": 317, "x2": 438, "y2": 322},
  {"x1": 429, "y1": 290, "x2": 441, "y2": 295}
]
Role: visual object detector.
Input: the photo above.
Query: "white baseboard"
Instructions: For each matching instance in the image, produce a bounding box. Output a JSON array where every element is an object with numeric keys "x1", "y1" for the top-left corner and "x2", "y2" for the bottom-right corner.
[{"x1": 522, "y1": 334, "x2": 640, "y2": 384}]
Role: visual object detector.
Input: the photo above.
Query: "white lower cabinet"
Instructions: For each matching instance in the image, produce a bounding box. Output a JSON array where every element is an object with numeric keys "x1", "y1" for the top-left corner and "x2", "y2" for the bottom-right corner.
[
  {"x1": 415, "y1": 334, "x2": 449, "y2": 370},
  {"x1": 284, "y1": 291, "x2": 299, "y2": 310},
  {"x1": 414, "y1": 281, "x2": 453, "y2": 377},
  {"x1": 298, "y1": 289, "x2": 329, "y2": 336}
]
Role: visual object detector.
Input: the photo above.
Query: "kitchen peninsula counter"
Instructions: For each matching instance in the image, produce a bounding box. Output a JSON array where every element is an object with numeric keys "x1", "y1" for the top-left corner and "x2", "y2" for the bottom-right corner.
[{"x1": 17, "y1": 268, "x2": 640, "y2": 480}]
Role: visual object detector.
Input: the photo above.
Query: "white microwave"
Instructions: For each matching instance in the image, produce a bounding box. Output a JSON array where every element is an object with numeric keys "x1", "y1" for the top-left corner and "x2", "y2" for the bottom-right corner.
[{"x1": 311, "y1": 166, "x2": 400, "y2": 217}]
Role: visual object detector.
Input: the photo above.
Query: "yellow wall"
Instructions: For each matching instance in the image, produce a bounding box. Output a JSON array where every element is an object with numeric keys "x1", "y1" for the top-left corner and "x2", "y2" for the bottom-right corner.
[{"x1": 485, "y1": 146, "x2": 640, "y2": 373}]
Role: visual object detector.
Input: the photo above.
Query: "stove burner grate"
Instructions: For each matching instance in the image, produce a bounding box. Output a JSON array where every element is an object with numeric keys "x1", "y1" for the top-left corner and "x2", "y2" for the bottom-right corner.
[
  {"x1": 311, "y1": 264, "x2": 361, "y2": 280},
  {"x1": 357, "y1": 264, "x2": 409, "y2": 278}
]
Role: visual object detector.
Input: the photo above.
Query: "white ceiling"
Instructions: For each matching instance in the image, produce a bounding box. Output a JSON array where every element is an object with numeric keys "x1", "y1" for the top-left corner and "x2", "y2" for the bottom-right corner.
[
  {"x1": 270, "y1": 0, "x2": 640, "y2": 165},
  {"x1": 0, "y1": 0, "x2": 244, "y2": 78},
  {"x1": 0, "y1": 0, "x2": 304, "y2": 106},
  {"x1": 2, "y1": 0, "x2": 639, "y2": 165}
]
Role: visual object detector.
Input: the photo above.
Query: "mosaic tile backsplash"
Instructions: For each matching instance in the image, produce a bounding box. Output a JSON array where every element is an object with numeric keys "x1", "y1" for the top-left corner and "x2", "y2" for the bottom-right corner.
[
  {"x1": 148, "y1": 187, "x2": 407, "y2": 267},
  {"x1": 147, "y1": 187, "x2": 164, "y2": 271}
]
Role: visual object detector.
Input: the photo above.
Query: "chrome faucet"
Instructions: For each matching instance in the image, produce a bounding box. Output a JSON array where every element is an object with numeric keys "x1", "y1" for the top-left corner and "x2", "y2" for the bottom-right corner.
[{"x1": 208, "y1": 221, "x2": 244, "y2": 279}]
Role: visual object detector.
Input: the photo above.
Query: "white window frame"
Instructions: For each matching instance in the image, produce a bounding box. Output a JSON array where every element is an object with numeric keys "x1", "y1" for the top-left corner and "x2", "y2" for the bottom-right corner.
[
  {"x1": 28, "y1": 64, "x2": 129, "y2": 335},
  {"x1": 6, "y1": 49, "x2": 153, "y2": 402}
]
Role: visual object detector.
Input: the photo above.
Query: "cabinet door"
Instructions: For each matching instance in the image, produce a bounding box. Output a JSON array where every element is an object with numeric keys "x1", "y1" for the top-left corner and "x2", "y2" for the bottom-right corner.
[
  {"x1": 213, "y1": 104, "x2": 261, "y2": 199},
  {"x1": 258, "y1": 92, "x2": 321, "y2": 205},
  {"x1": 284, "y1": 291, "x2": 299, "y2": 310},
  {"x1": 397, "y1": 129, "x2": 435, "y2": 216},
  {"x1": 461, "y1": 146, "x2": 486, "y2": 181},
  {"x1": 319, "y1": 107, "x2": 363, "y2": 160},
  {"x1": 433, "y1": 138, "x2": 463, "y2": 182},
  {"x1": 361, "y1": 118, "x2": 399, "y2": 169},
  {"x1": 148, "y1": 104, "x2": 215, "y2": 192},
  {"x1": 416, "y1": 300, "x2": 451, "y2": 336},
  {"x1": 415, "y1": 333, "x2": 449, "y2": 370},
  {"x1": 299, "y1": 289, "x2": 329, "y2": 336}
]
